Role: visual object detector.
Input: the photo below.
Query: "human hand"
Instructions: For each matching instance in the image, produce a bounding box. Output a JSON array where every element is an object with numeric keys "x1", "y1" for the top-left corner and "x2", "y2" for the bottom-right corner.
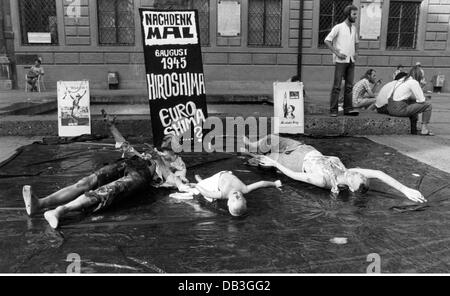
[
  {"x1": 258, "y1": 156, "x2": 277, "y2": 167},
  {"x1": 403, "y1": 187, "x2": 427, "y2": 203},
  {"x1": 336, "y1": 51, "x2": 347, "y2": 60}
]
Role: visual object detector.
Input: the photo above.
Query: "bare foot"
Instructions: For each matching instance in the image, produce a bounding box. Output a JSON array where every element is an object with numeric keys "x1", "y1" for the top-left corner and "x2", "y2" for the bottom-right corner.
[
  {"x1": 44, "y1": 208, "x2": 61, "y2": 229},
  {"x1": 22, "y1": 185, "x2": 40, "y2": 216}
]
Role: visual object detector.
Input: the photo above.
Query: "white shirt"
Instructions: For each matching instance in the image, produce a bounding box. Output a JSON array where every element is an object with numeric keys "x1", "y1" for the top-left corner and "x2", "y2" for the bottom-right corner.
[
  {"x1": 391, "y1": 77, "x2": 426, "y2": 103},
  {"x1": 375, "y1": 77, "x2": 426, "y2": 108},
  {"x1": 375, "y1": 80, "x2": 397, "y2": 108},
  {"x1": 325, "y1": 21, "x2": 359, "y2": 64}
]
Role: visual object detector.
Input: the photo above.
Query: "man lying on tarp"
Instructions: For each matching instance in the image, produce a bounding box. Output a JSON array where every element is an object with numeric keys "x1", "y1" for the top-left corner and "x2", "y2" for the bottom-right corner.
[{"x1": 22, "y1": 111, "x2": 191, "y2": 229}]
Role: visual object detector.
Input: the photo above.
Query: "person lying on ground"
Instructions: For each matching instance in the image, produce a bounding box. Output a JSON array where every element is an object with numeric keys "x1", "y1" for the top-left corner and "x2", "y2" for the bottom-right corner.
[
  {"x1": 22, "y1": 111, "x2": 190, "y2": 229},
  {"x1": 193, "y1": 171, "x2": 282, "y2": 217},
  {"x1": 241, "y1": 134, "x2": 426, "y2": 203}
]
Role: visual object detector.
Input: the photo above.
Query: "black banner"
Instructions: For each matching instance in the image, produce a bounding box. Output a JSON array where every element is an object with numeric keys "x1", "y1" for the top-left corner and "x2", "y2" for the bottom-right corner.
[{"x1": 139, "y1": 9, "x2": 208, "y2": 147}]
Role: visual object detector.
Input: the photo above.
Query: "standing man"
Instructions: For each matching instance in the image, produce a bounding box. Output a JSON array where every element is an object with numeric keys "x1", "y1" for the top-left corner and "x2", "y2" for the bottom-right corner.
[{"x1": 324, "y1": 5, "x2": 360, "y2": 117}]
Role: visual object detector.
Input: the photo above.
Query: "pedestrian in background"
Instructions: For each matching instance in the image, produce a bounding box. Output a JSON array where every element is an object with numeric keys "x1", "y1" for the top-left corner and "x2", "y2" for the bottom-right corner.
[{"x1": 324, "y1": 4, "x2": 360, "y2": 117}]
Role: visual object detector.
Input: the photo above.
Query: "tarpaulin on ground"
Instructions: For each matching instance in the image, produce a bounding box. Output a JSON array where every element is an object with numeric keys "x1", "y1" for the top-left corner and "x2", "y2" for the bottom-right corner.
[{"x1": 0, "y1": 135, "x2": 449, "y2": 273}]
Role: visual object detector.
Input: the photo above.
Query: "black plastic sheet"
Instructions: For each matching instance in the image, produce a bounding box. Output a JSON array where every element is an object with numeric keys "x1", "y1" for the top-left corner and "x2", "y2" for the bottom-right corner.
[{"x1": 0, "y1": 135, "x2": 449, "y2": 273}]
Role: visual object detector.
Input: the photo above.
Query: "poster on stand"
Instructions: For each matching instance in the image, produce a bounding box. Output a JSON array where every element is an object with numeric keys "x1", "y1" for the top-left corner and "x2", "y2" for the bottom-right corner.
[
  {"x1": 139, "y1": 9, "x2": 208, "y2": 147},
  {"x1": 273, "y1": 81, "x2": 304, "y2": 134},
  {"x1": 57, "y1": 80, "x2": 91, "y2": 137}
]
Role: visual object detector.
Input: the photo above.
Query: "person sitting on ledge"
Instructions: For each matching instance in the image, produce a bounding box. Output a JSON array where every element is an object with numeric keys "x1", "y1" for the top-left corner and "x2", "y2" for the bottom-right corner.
[
  {"x1": 22, "y1": 111, "x2": 190, "y2": 229},
  {"x1": 241, "y1": 134, "x2": 426, "y2": 203},
  {"x1": 194, "y1": 171, "x2": 282, "y2": 217},
  {"x1": 375, "y1": 65, "x2": 433, "y2": 136},
  {"x1": 352, "y1": 69, "x2": 382, "y2": 110}
]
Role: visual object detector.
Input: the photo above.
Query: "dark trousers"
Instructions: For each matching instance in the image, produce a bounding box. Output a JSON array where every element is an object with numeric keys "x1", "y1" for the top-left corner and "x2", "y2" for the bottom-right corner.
[
  {"x1": 330, "y1": 62, "x2": 355, "y2": 113},
  {"x1": 387, "y1": 98, "x2": 432, "y2": 134}
]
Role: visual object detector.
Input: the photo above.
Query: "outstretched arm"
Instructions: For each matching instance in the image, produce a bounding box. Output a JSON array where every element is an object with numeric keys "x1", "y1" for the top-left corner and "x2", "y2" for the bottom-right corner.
[
  {"x1": 102, "y1": 109, "x2": 141, "y2": 158},
  {"x1": 349, "y1": 168, "x2": 426, "y2": 203},
  {"x1": 244, "y1": 180, "x2": 282, "y2": 194}
]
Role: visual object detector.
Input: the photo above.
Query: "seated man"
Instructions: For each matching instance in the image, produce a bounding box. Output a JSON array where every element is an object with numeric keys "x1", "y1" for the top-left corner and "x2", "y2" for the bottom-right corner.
[
  {"x1": 194, "y1": 171, "x2": 282, "y2": 217},
  {"x1": 242, "y1": 134, "x2": 426, "y2": 203},
  {"x1": 352, "y1": 69, "x2": 382, "y2": 110},
  {"x1": 375, "y1": 66, "x2": 433, "y2": 135},
  {"x1": 22, "y1": 111, "x2": 189, "y2": 229},
  {"x1": 26, "y1": 57, "x2": 44, "y2": 92}
]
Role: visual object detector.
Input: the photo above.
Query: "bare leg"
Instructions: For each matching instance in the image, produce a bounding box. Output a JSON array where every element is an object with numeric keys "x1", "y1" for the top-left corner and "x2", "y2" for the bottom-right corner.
[
  {"x1": 44, "y1": 194, "x2": 98, "y2": 229},
  {"x1": 244, "y1": 180, "x2": 282, "y2": 194},
  {"x1": 22, "y1": 174, "x2": 98, "y2": 216}
]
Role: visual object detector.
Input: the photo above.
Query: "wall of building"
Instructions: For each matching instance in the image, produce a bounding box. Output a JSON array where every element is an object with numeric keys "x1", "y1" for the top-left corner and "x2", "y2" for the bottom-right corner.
[
  {"x1": 9, "y1": 0, "x2": 450, "y2": 92},
  {"x1": 299, "y1": 0, "x2": 450, "y2": 91},
  {"x1": 10, "y1": 0, "x2": 300, "y2": 90}
]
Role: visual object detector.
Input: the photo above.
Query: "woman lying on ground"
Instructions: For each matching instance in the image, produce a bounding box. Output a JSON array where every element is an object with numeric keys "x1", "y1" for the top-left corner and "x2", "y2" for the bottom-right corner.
[
  {"x1": 194, "y1": 171, "x2": 282, "y2": 216},
  {"x1": 241, "y1": 134, "x2": 426, "y2": 203},
  {"x1": 22, "y1": 111, "x2": 190, "y2": 229}
]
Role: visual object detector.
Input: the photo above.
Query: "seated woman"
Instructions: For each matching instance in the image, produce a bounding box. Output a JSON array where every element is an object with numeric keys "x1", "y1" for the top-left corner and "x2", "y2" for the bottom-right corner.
[
  {"x1": 26, "y1": 57, "x2": 44, "y2": 92},
  {"x1": 22, "y1": 111, "x2": 189, "y2": 229},
  {"x1": 194, "y1": 172, "x2": 282, "y2": 217},
  {"x1": 386, "y1": 65, "x2": 433, "y2": 136},
  {"x1": 242, "y1": 134, "x2": 426, "y2": 203},
  {"x1": 352, "y1": 69, "x2": 382, "y2": 110}
]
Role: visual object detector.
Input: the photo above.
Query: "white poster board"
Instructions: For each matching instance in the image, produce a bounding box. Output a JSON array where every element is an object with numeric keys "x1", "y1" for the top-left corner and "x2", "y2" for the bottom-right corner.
[
  {"x1": 57, "y1": 81, "x2": 91, "y2": 137},
  {"x1": 273, "y1": 82, "x2": 304, "y2": 134},
  {"x1": 27, "y1": 32, "x2": 52, "y2": 44},
  {"x1": 360, "y1": 2, "x2": 382, "y2": 40},
  {"x1": 218, "y1": 1, "x2": 241, "y2": 36}
]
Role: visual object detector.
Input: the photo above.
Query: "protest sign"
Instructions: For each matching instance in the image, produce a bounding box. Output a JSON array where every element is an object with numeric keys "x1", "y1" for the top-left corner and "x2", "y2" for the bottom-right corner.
[
  {"x1": 273, "y1": 81, "x2": 304, "y2": 134},
  {"x1": 57, "y1": 80, "x2": 91, "y2": 137},
  {"x1": 139, "y1": 9, "x2": 208, "y2": 146}
]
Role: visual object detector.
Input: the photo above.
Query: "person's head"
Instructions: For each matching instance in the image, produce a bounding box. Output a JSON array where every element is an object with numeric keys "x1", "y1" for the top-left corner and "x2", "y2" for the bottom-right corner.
[
  {"x1": 362, "y1": 69, "x2": 377, "y2": 83},
  {"x1": 227, "y1": 191, "x2": 247, "y2": 217},
  {"x1": 344, "y1": 171, "x2": 370, "y2": 194},
  {"x1": 408, "y1": 65, "x2": 425, "y2": 83},
  {"x1": 290, "y1": 75, "x2": 300, "y2": 82},
  {"x1": 159, "y1": 147, "x2": 177, "y2": 162},
  {"x1": 397, "y1": 64, "x2": 404, "y2": 71},
  {"x1": 394, "y1": 71, "x2": 408, "y2": 81},
  {"x1": 161, "y1": 134, "x2": 182, "y2": 153},
  {"x1": 344, "y1": 5, "x2": 358, "y2": 23},
  {"x1": 34, "y1": 58, "x2": 42, "y2": 67},
  {"x1": 287, "y1": 105, "x2": 295, "y2": 113}
]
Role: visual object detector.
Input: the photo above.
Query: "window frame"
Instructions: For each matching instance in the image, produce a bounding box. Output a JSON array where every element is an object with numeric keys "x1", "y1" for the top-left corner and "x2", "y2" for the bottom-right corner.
[
  {"x1": 386, "y1": 0, "x2": 421, "y2": 50},
  {"x1": 247, "y1": 0, "x2": 283, "y2": 47},
  {"x1": 18, "y1": 0, "x2": 59, "y2": 46},
  {"x1": 97, "y1": 0, "x2": 136, "y2": 46}
]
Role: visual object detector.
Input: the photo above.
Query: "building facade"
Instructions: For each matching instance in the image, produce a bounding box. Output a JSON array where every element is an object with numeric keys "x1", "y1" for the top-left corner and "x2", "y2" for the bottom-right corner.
[{"x1": 7, "y1": 0, "x2": 450, "y2": 91}]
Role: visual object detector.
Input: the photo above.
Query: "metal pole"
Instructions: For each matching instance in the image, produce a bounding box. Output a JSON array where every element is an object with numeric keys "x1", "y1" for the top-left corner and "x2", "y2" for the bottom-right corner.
[{"x1": 296, "y1": 0, "x2": 303, "y2": 80}]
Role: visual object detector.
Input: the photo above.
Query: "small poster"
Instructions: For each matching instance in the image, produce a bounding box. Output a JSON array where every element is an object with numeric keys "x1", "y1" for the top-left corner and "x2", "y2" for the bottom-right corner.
[
  {"x1": 27, "y1": 32, "x2": 52, "y2": 44},
  {"x1": 273, "y1": 82, "x2": 304, "y2": 134},
  {"x1": 139, "y1": 9, "x2": 208, "y2": 146},
  {"x1": 218, "y1": 1, "x2": 241, "y2": 36},
  {"x1": 57, "y1": 80, "x2": 91, "y2": 137},
  {"x1": 360, "y1": 2, "x2": 382, "y2": 40}
]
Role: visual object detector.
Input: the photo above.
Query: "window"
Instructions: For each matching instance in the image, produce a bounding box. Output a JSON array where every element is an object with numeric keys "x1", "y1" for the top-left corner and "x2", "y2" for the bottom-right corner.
[
  {"x1": 19, "y1": 0, "x2": 58, "y2": 45},
  {"x1": 318, "y1": 0, "x2": 352, "y2": 48},
  {"x1": 386, "y1": 1, "x2": 420, "y2": 49},
  {"x1": 192, "y1": 0, "x2": 210, "y2": 46},
  {"x1": 248, "y1": 0, "x2": 282, "y2": 47},
  {"x1": 98, "y1": 0, "x2": 135, "y2": 46},
  {"x1": 153, "y1": 0, "x2": 210, "y2": 46}
]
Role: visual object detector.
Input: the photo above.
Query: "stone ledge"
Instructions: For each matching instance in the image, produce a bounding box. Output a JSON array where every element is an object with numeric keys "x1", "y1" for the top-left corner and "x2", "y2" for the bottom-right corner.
[{"x1": 0, "y1": 114, "x2": 410, "y2": 137}]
